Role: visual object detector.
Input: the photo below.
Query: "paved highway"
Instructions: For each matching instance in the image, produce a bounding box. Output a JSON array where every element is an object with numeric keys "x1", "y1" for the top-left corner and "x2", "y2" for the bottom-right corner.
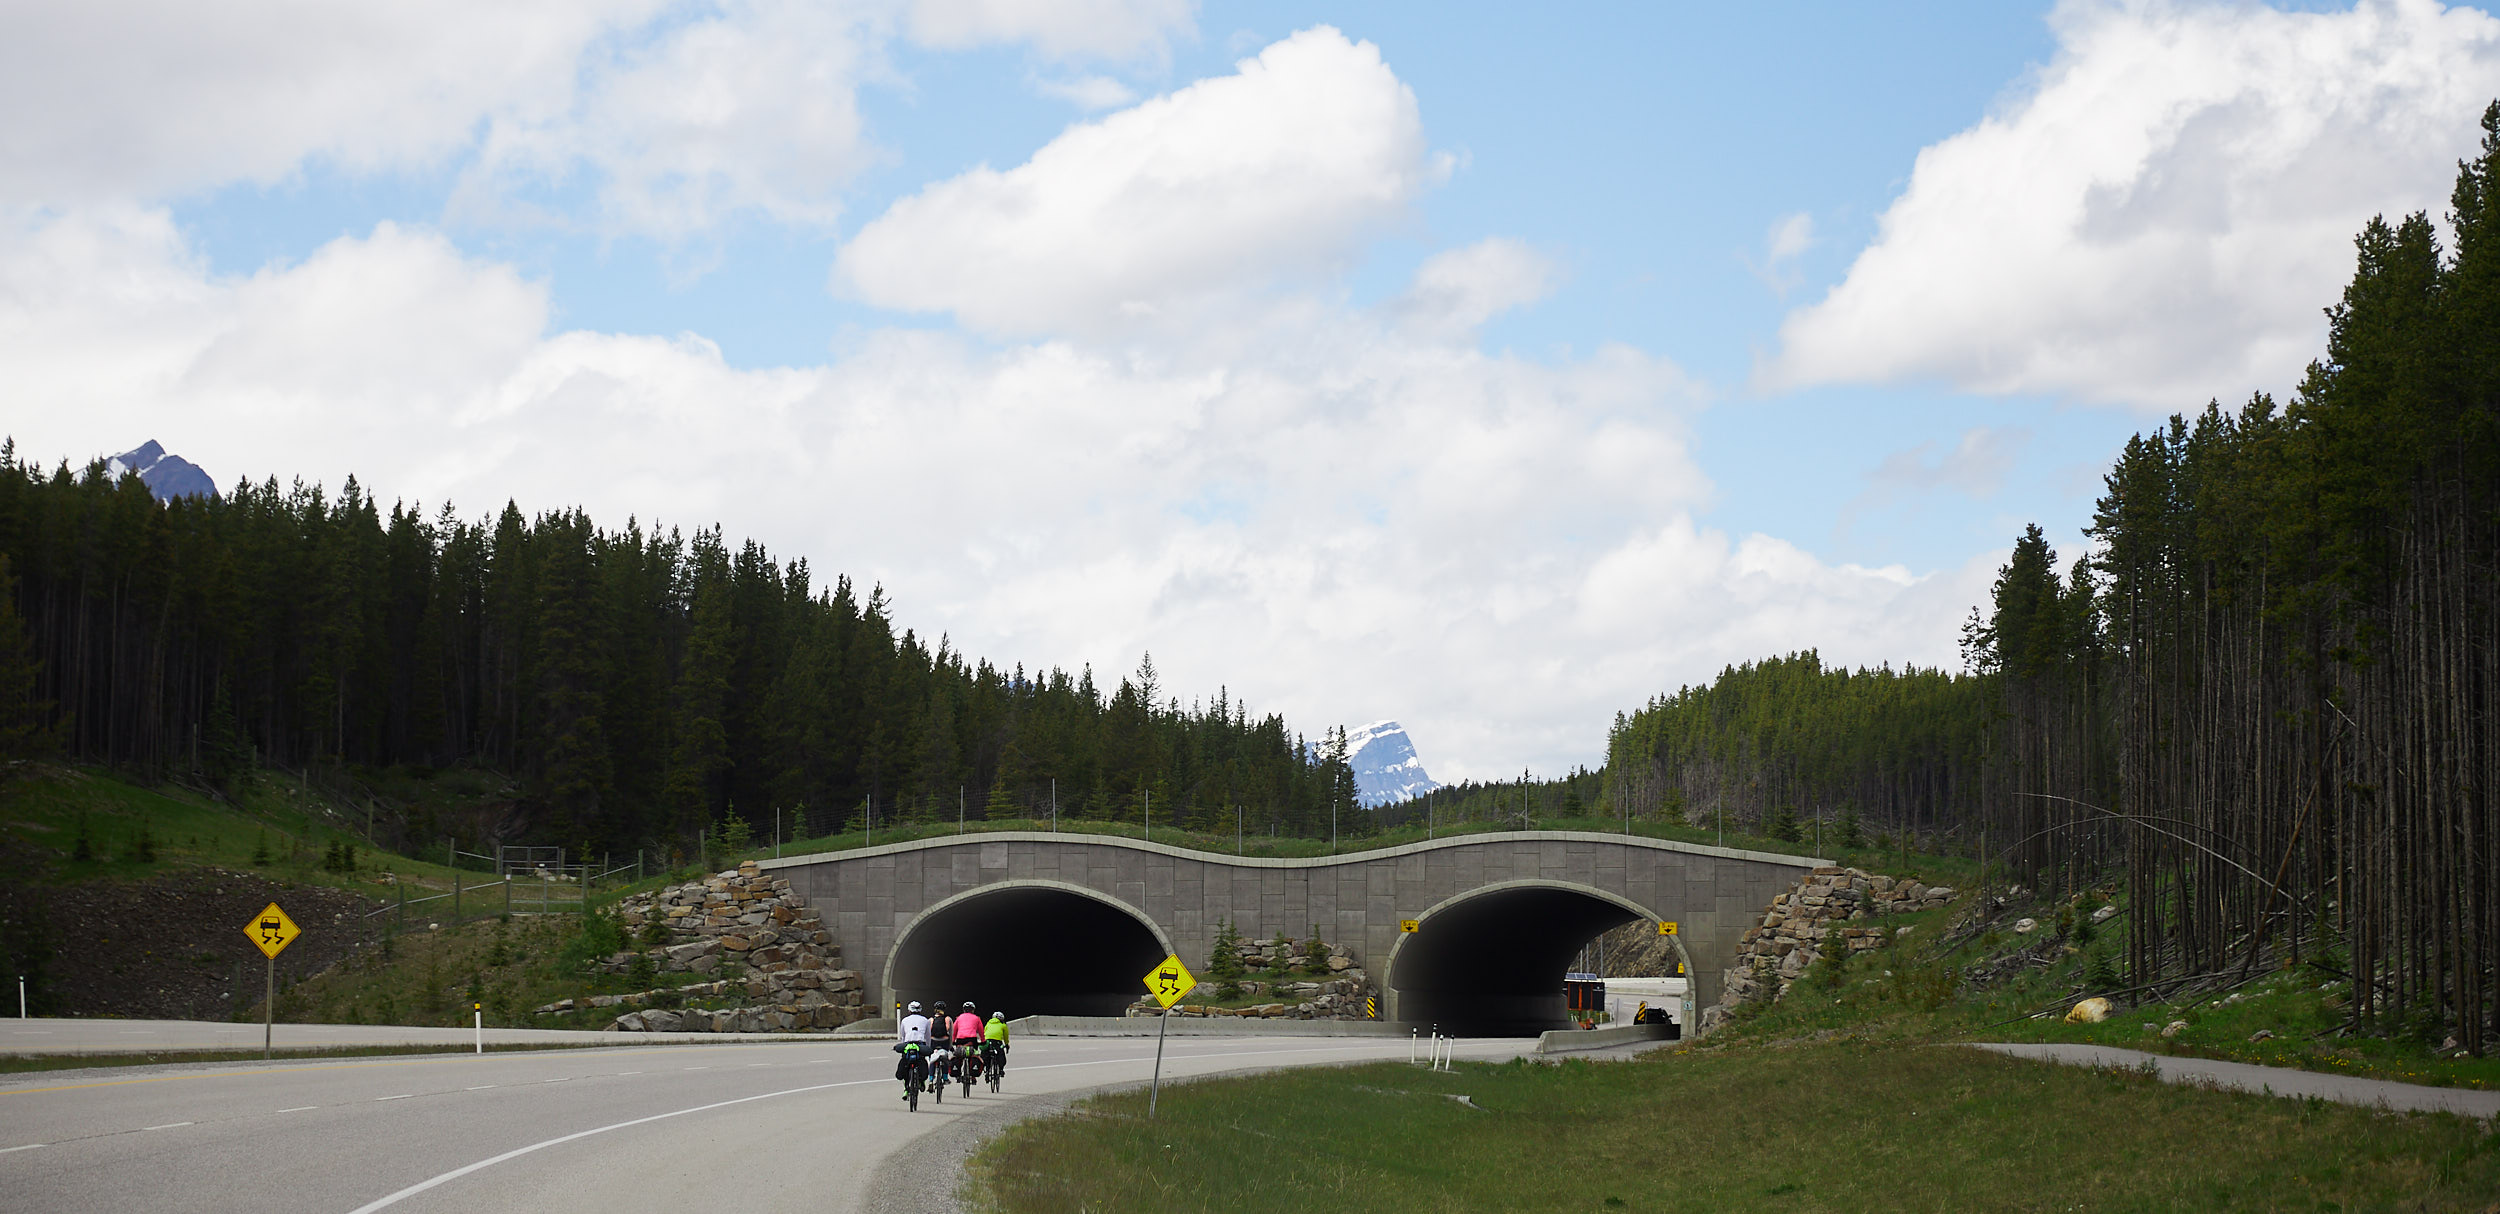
[{"x1": 1, "y1": 1032, "x2": 1532, "y2": 1213}]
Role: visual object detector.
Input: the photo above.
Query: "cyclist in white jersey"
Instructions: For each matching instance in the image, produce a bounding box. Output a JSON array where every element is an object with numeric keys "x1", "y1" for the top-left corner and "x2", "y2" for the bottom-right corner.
[{"x1": 897, "y1": 1001, "x2": 932, "y2": 1046}]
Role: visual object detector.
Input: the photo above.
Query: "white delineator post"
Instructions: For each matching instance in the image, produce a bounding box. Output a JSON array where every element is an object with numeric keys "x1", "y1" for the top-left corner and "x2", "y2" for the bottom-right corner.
[{"x1": 474, "y1": 1002, "x2": 483, "y2": 1054}]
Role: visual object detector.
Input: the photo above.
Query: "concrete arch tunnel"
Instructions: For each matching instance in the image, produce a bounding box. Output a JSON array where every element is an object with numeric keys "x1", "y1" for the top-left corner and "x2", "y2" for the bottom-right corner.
[
  {"x1": 884, "y1": 881, "x2": 1174, "y2": 1018},
  {"x1": 1386, "y1": 880, "x2": 1692, "y2": 1035},
  {"x1": 765, "y1": 829, "x2": 1817, "y2": 1034}
]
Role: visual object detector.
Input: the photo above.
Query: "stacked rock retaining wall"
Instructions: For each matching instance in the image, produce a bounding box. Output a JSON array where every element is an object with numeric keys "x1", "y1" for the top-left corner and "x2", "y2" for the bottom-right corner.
[
  {"x1": 1698, "y1": 866, "x2": 1956, "y2": 1032},
  {"x1": 593, "y1": 860, "x2": 870, "y2": 1033}
]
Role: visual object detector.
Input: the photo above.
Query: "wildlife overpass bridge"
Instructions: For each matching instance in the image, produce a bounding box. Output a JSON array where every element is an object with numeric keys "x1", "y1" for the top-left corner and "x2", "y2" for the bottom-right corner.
[{"x1": 762, "y1": 831, "x2": 1821, "y2": 1035}]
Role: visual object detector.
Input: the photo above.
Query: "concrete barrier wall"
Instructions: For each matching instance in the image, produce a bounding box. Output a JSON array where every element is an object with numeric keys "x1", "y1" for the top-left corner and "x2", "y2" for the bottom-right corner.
[
  {"x1": 1011, "y1": 1014, "x2": 1410, "y2": 1038},
  {"x1": 1535, "y1": 1022, "x2": 1672, "y2": 1054}
]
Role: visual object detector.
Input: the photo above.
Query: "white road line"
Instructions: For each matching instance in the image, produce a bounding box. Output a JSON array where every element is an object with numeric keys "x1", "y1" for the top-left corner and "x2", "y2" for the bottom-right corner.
[
  {"x1": 681, "y1": 1066, "x2": 707, "y2": 1071},
  {"x1": 277, "y1": 1106, "x2": 318, "y2": 1113},
  {"x1": 466, "y1": 1085, "x2": 496, "y2": 1091},
  {"x1": 614, "y1": 1071, "x2": 641, "y2": 1076},
  {"x1": 375, "y1": 1094, "x2": 412, "y2": 1102},
  {"x1": 0, "y1": 1144, "x2": 44, "y2": 1154},
  {"x1": 343, "y1": 1076, "x2": 888, "y2": 1214},
  {"x1": 142, "y1": 1122, "x2": 193, "y2": 1131},
  {"x1": 745, "y1": 1062, "x2": 771, "y2": 1068}
]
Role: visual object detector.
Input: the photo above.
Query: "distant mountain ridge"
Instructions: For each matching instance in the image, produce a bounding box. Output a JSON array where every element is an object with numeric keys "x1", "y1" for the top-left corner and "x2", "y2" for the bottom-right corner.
[
  {"x1": 1345, "y1": 719, "x2": 1441, "y2": 808},
  {"x1": 108, "y1": 440, "x2": 218, "y2": 501}
]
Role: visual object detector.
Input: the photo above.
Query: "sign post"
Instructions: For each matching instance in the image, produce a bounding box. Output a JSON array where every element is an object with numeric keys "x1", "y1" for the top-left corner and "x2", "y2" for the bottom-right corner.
[
  {"x1": 244, "y1": 902, "x2": 301, "y2": 1060},
  {"x1": 1139, "y1": 954, "x2": 1198, "y2": 1117}
]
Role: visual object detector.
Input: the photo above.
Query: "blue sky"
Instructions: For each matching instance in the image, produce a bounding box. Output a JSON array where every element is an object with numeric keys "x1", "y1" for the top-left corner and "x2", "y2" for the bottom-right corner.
[{"x1": 6, "y1": 1, "x2": 2497, "y2": 778}]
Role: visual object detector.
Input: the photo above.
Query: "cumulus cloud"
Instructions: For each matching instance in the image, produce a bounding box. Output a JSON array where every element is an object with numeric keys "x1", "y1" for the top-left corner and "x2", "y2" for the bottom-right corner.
[
  {"x1": 460, "y1": 0, "x2": 884, "y2": 235},
  {"x1": 1866, "y1": 426, "x2": 2030, "y2": 499},
  {"x1": 0, "y1": 1, "x2": 1204, "y2": 238},
  {"x1": 1767, "y1": 0, "x2": 2500, "y2": 409},
  {"x1": 1748, "y1": 211, "x2": 1815, "y2": 296},
  {"x1": 1393, "y1": 238, "x2": 1558, "y2": 336},
  {"x1": 0, "y1": 0, "x2": 660, "y2": 204},
  {"x1": 908, "y1": 0, "x2": 1196, "y2": 60},
  {"x1": 833, "y1": 26, "x2": 1442, "y2": 337},
  {"x1": 0, "y1": 207, "x2": 1980, "y2": 778},
  {"x1": 1034, "y1": 74, "x2": 1141, "y2": 110}
]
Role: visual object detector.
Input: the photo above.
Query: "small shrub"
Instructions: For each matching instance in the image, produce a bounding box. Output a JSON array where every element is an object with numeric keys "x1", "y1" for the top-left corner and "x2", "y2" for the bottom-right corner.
[
  {"x1": 638, "y1": 912, "x2": 672, "y2": 949},
  {"x1": 2085, "y1": 945, "x2": 2123, "y2": 992},
  {"x1": 250, "y1": 831, "x2": 271, "y2": 866},
  {"x1": 627, "y1": 952, "x2": 657, "y2": 990},
  {"x1": 1769, "y1": 806, "x2": 1801, "y2": 844},
  {"x1": 131, "y1": 827, "x2": 156, "y2": 863},
  {"x1": 1208, "y1": 918, "x2": 1245, "y2": 1000},
  {"x1": 1813, "y1": 928, "x2": 1851, "y2": 990},
  {"x1": 1837, "y1": 806, "x2": 1864, "y2": 850}
]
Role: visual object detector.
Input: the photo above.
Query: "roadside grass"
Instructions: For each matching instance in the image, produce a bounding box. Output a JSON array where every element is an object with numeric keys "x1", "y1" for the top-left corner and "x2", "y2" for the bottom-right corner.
[
  {"x1": 1696, "y1": 891, "x2": 2500, "y2": 1094},
  {"x1": 2, "y1": 762, "x2": 499, "y2": 900},
  {"x1": 276, "y1": 908, "x2": 756, "y2": 1032},
  {"x1": 971, "y1": 1044, "x2": 2500, "y2": 1213}
]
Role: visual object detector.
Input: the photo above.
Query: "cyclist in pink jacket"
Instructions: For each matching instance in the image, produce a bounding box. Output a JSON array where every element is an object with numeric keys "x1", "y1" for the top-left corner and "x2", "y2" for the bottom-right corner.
[{"x1": 951, "y1": 1001, "x2": 985, "y2": 1043}]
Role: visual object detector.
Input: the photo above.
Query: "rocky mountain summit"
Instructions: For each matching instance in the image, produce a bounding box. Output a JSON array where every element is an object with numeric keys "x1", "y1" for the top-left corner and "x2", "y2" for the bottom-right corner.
[
  {"x1": 107, "y1": 440, "x2": 218, "y2": 501},
  {"x1": 1345, "y1": 720, "x2": 1441, "y2": 807}
]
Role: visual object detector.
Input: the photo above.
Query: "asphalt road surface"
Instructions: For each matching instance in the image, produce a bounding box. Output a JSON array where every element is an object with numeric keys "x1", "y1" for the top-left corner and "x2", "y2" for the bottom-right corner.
[
  {"x1": 0, "y1": 1016, "x2": 815, "y2": 1053},
  {"x1": 1, "y1": 1033, "x2": 1533, "y2": 1213}
]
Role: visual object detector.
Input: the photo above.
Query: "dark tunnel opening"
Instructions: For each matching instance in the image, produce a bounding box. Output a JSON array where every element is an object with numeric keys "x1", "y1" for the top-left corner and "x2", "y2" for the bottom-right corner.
[
  {"x1": 889, "y1": 885, "x2": 1169, "y2": 1019},
  {"x1": 1390, "y1": 886, "x2": 1642, "y2": 1036}
]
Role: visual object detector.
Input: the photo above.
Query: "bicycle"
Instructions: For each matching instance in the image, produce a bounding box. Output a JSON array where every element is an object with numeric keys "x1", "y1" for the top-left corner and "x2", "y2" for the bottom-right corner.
[
  {"x1": 928, "y1": 1044, "x2": 951, "y2": 1104},
  {"x1": 983, "y1": 1041, "x2": 1005, "y2": 1093},
  {"x1": 897, "y1": 1043, "x2": 926, "y2": 1113},
  {"x1": 959, "y1": 1042, "x2": 977, "y2": 1099}
]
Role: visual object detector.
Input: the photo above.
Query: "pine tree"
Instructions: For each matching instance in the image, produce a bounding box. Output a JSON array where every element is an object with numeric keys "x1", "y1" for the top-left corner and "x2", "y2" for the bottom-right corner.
[{"x1": 0, "y1": 554, "x2": 57, "y2": 760}]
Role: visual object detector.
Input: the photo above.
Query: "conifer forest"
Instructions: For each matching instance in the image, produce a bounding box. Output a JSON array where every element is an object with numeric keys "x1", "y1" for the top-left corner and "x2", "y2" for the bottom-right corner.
[
  {"x1": 0, "y1": 465, "x2": 1368, "y2": 856},
  {"x1": 1607, "y1": 105, "x2": 2500, "y2": 1048}
]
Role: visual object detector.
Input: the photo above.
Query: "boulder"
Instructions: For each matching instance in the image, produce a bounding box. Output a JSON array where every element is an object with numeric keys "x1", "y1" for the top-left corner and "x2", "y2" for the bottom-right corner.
[
  {"x1": 2013, "y1": 918, "x2": 2039, "y2": 935},
  {"x1": 2160, "y1": 1020, "x2": 2188, "y2": 1039},
  {"x1": 2065, "y1": 997, "x2": 2114, "y2": 1024}
]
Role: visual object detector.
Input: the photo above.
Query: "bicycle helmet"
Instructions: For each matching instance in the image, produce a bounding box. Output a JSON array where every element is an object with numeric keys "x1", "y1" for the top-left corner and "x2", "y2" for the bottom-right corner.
[
  {"x1": 989, "y1": 1012, "x2": 1004, "y2": 1022},
  {"x1": 906, "y1": 1001, "x2": 922, "y2": 1014},
  {"x1": 961, "y1": 1000, "x2": 976, "y2": 1012}
]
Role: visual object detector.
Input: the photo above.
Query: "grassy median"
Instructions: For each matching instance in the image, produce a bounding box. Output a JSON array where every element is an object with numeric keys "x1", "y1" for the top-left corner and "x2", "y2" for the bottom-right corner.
[{"x1": 968, "y1": 1041, "x2": 2500, "y2": 1213}]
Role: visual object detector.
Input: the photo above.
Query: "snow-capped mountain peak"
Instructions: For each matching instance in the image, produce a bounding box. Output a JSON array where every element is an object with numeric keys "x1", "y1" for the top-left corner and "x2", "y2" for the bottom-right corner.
[
  {"x1": 1344, "y1": 719, "x2": 1442, "y2": 808},
  {"x1": 107, "y1": 440, "x2": 218, "y2": 501}
]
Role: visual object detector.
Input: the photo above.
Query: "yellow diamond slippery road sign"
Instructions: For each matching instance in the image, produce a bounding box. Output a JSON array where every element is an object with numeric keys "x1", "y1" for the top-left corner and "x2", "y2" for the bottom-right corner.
[
  {"x1": 1141, "y1": 954, "x2": 1197, "y2": 1009},
  {"x1": 246, "y1": 902, "x2": 300, "y2": 960},
  {"x1": 1658, "y1": 921, "x2": 1679, "y2": 936}
]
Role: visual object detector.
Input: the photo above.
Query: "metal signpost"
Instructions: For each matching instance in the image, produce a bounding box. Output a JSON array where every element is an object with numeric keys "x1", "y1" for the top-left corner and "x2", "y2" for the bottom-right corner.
[
  {"x1": 1139, "y1": 953, "x2": 1198, "y2": 1117},
  {"x1": 244, "y1": 902, "x2": 301, "y2": 1059}
]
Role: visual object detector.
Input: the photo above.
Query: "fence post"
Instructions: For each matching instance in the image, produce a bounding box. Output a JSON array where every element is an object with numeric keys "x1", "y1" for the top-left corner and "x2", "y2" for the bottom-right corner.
[
  {"x1": 504, "y1": 878, "x2": 512, "y2": 917},
  {"x1": 454, "y1": 871, "x2": 462, "y2": 924}
]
